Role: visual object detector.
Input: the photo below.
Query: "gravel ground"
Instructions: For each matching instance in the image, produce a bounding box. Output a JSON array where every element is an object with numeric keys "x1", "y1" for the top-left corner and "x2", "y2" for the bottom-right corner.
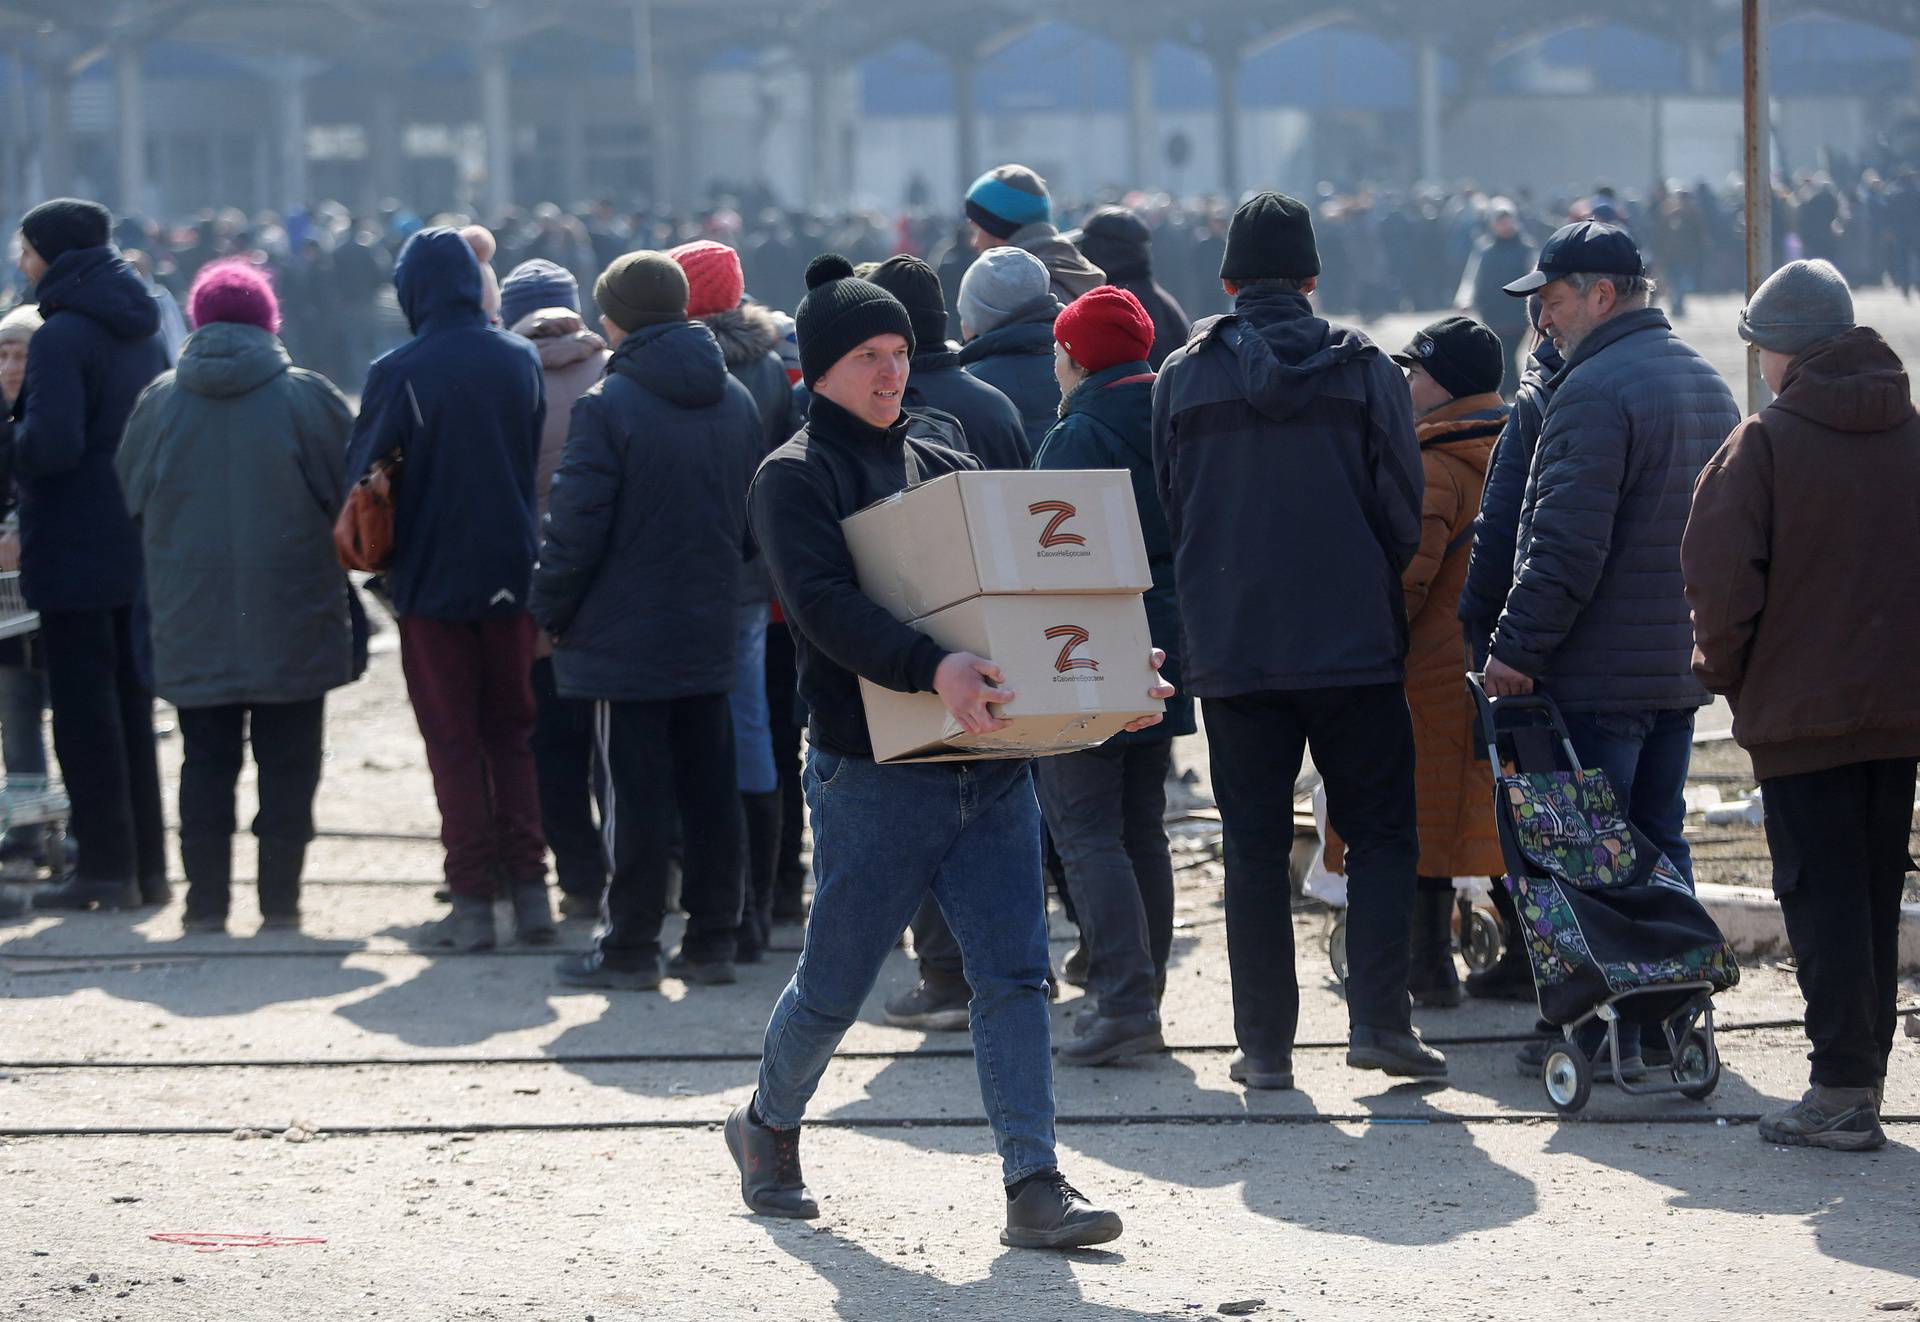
[{"x1": 1, "y1": 289, "x2": 1917, "y2": 1319}]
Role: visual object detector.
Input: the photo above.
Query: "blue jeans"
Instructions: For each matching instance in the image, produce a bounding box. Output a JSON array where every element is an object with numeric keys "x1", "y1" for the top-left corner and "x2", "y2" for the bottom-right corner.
[
  {"x1": 728, "y1": 605, "x2": 777, "y2": 795},
  {"x1": 755, "y1": 749, "x2": 1057, "y2": 1183},
  {"x1": 1562, "y1": 706, "x2": 1697, "y2": 1058}
]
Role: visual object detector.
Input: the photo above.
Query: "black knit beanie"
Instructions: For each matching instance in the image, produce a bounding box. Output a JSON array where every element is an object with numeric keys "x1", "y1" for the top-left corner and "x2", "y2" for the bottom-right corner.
[
  {"x1": 21, "y1": 197, "x2": 111, "y2": 266},
  {"x1": 794, "y1": 254, "x2": 916, "y2": 387},
  {"x1": 868, "y1": 255, "x2": 947, "y2": 352},
  {"x1": 1219, "y1": 191, "x2": 1321, "y2": 284}
]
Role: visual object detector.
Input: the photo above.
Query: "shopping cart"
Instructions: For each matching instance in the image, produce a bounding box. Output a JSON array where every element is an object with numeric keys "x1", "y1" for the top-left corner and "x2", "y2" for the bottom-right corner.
[{"x1": 1467, "y1": 672, "x2": 1739, "y2": 1115}]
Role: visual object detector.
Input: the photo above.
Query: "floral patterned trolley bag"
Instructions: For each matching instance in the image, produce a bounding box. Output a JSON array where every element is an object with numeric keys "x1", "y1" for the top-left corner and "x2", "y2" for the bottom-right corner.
[{"x1": 1467, "y1": 675, "x2": 1738, "y2": 1114}]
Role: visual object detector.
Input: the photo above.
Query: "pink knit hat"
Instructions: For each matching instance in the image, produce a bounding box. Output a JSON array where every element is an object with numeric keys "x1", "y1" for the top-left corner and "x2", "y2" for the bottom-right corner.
[
  {"x1": 188, "y1": 259, "x2": 280, "y2": 334},
  {"x1": 668, "y1": 240, "x2": 745, "y2": 319}
]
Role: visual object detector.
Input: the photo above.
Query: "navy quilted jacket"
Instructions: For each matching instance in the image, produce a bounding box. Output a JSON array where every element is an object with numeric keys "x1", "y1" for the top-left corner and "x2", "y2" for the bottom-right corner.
[
  {"x1": 1490, "y1": 308, "x2": 1739, "y2": 712},
  {"x1": 1458, "y1": 336, "x2": 1562, "y2": 642}
]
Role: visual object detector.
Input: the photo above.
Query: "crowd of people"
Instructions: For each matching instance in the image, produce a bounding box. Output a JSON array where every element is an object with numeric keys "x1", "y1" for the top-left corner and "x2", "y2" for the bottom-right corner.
[
  {"x1": 0, "y1": 156, "x2": 1914, "y2": 1248},
  {"x1": 21, "y1": 156, "x2": 1920, "y2": 403}
]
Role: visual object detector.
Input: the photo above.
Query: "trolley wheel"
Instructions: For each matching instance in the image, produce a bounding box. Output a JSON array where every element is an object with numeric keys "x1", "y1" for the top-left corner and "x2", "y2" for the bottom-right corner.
[
  {"x1": 1674, "y1": 1031, "x2": 1720, "y2": 1100},
  {"x1": 1328, "y1": 911, "x2": 1349, "y2": 984},
  {"x1": 1462, "y1": 905, "x2": 1502, "y2": 973},
  {"x1": 1542, "y1": 1043, "x2": 1592, "y2": 1115}
]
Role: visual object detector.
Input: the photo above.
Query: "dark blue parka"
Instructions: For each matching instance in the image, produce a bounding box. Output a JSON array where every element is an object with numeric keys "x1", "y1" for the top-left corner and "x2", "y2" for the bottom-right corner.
[
  {"x1": 958, "y1": 299, "x2": 1062, "y2": 458},
  {"x1": 8, "y1": 245, "x2": 167, "y2": 611},
  {"x1": 343, "y1": 227, "x2": 546, "y2": 619},
  {"x1": 1034, "y1": 361, "x2": 1194, "y2": 741},
  {"x1": 530, "y1": 319, "x2": 764, "y2": 703}
]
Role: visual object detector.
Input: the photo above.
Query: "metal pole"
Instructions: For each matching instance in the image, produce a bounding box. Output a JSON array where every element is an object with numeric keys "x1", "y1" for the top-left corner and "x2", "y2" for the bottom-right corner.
[
  {"x1": 1126, "y1": 40, "x2": 1153, "y2": 189},
  {"x1": 951, "y1": 48, "x2": 979, "y2": 197},
  {"x1": 1742, "y1": 0, "x2": 1772, "y2": 413},
  {"x1": 114, "y1": 38, "x2": 145, "y2": 216},
  {"x1": 1416, "y1": 39, "x2": 1442, "y2": 184},
  {"x1": 1214, "y1": 48, "x2": 1241, "y2": 199}
]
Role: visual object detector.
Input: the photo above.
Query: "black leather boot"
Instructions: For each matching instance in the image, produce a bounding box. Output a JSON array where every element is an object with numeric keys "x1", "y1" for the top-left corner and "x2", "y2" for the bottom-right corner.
[
  {"x1": 180, "y1": 834, "x2": 233, "y2": 931},
  {"x1": 1465, "y1": 879, "x2": 1535, "y2": 1001},
  {"x1": 736, "y1": 790, "x2": 781, "y2": 962},
  {"x1": 256, "y1": 837, "x2": 306, "y2": 930},
  {"x1": 1408, "y1": 883, "x2": 1464, "y2": 1008}
]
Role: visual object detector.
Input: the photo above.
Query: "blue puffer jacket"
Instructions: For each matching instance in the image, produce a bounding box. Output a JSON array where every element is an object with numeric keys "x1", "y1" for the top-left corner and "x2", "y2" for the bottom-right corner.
[
  {"x1": 530, "y1": 320, "x2": 764, "y2": 703},
  {"x1": 1154, "y1": 290, "x2": 1423, "y2": 697},
  {"x1": 1458, "y1": 336, "x2": 1563, "y2": 649},
  {"x1": 958, "y1": 300, "x2": 1062, "y2": 457},
  {"x1": 1035, "y1": 361, "x2": 1194, "y2": 742},
  {"x1": 8, "y1": 245, "x2": 167, "y2": 611},
  {"x1": 1490, "y1": 308, "x2": 1740, "y2": 711},
  {"x1": 344, "y1": 228, "x2": 545, "y2": 620}
]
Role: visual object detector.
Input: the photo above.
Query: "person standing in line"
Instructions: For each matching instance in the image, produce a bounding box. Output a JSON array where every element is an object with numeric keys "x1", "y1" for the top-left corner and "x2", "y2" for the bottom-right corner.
[
  {"x1": 1484, "y1": 221, "x2": 1741, "y2": 1077},
  {"x1": 344, "y1": 227, "x2": 554, "y2": 951},
  {"x1": 1370, "y1": 316, "x2": 1510, "y2": 1008},
  {"x1": 1684, "y1": 260, "x2": 1920, "y2": 1152},
  {"x1": 501, "y1": 258, "x2": 612, "y2": 921},
  {"x1": 1067, "y1": 207, "x2": 1191, "y2": 369},
  {"x1": 670, "y1": 238, "x2": 792, "y2": 964},
  {"x1": 729, "y1": 254, "x2": 1167, "y2": 1248},
  {"x1": 0, "y1": 303, "x2": 49, "y2": 896},
  {"x1": 532, "y1": 251, "x2": 761, "y2": 990},
  {"x1": 962, "y1": 165, "x2": 1105, "y2": 304},
  {"x1": 1455, "y1": 292, "x2": 1560, "y2": 1002},
  {"x1": 9, "y1": 199, "x2": 171, "y2": 913},
  {"x1": 1035, "y1": 285, "x2": 1194, "y2": 1066},
  {"x1": 1155, "y1": 192, "x2": 1444, "y2": 1089},
  {"x1": 957, "y1": 246, "x2": 1064, "y2": 458},
  {"x1": 116, "y1": 261, "x2": 357, "y2": 933}
]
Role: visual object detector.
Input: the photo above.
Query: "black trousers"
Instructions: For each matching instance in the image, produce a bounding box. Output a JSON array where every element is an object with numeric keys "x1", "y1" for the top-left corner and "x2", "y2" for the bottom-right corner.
[
  {"x1": 1205, "y1": 684, "x2": 1420, "y2": 1056},
  {"x1": 177, "y1": 698, "x2": 327, "y2": 844},
  {"x1": 1035, "y1": 739, "x2": 1175, "y2": 1018},
  {"x1": 531, "y1": 658, "x2": 606, "y2": 897},
  {"x1": 1763, "y1": 757, "x2": 1918, "y2": 1089},
  {"x1": 594, "y1": 694, "x2": 743, "y2": 965},
  {"x1": 39, "y1": 607, "x2": 166, "y2": 884},
  {"x1": 763, "y1": 618, "x2": 807, "y2": 898}
]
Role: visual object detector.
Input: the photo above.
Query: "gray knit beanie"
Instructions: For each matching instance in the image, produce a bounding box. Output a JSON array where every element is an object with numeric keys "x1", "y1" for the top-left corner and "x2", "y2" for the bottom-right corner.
[
  {"x1": 957, "y1": 246, "x2": 1052, "y2": 339},
  {"x1": 1738, "y1": 259, "x2": 1854, "y2": 355}
]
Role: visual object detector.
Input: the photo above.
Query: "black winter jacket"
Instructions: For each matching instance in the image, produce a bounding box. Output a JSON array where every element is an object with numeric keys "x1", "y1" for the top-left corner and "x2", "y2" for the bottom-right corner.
[
  {"x1": 958, "y1": 302, "x2": 1061, "y2": 459},
  {"x1": 904, "y1": 349, "x2": 1031, "y2": 470},
  {"x1": 1459, "y1": 336, "x2": 1562, "y2": 645},
  {"x1": 749, "y1": 394, "x2": 980, "y2": 757},
  {"x1": 1153, "y1": 290, "x2": 1423, "y2": 697},
  {"x1": 8, "y1": 246, "x2": 167, "y2": 611},
  {"x1": 344, "y1": 228, "x2": 546, "y2": 620},
  {"x1": 706, "y1": 302, "x2": 800, "y2": 605},
  {"x1": 1490, "y1": 308, "x2": 1739, "y2": 711},
  {"x1": 1074, "y1": 215, "x2": 1192, "y2": 368},
  {"x1": 531, "y1": 320, "x2": 763, "y2": 702}
]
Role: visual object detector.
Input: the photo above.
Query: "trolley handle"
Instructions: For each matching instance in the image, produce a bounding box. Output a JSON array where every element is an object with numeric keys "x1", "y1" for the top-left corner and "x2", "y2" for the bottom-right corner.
[{"x1": 1464, "y1": 670, "x2": 1582, "y2": 771}]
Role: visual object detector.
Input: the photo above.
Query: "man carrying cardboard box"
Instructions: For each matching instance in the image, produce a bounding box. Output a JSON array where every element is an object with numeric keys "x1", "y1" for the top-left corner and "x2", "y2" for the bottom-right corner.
[
  {"x1": 730, "y1": 253, "x2": 1172, "y2": 1249},
  {"x1": 1154, "y1": 191, "x2": 1445, "y2": 1087}
]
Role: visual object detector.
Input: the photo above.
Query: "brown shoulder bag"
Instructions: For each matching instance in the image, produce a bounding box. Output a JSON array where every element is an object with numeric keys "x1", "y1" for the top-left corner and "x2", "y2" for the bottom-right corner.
[{"x1": 334, "y1": 449, "x2": 403, "y2": 572}]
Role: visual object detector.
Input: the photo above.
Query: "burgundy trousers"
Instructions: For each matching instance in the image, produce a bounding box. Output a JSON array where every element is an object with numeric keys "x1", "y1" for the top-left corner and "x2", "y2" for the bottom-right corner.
[{"x1": 398, "y1": 613, "x2": 546, "y2": 897}]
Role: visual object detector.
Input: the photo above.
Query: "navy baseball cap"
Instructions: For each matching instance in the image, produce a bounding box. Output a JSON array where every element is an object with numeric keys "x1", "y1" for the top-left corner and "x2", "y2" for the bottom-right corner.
[{"x1": 1503, "y1": 220, "x2": 1643, "y2": 296}]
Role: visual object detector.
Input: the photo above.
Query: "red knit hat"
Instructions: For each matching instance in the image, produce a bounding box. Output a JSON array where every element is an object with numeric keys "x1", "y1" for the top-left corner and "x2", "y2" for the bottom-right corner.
[
  {"x1": 1054, "y1": 285, "x2": 1153, "y2": 374},
  {"x1": 188, "y1": 259, "x2": 280, "y2": 335},
  {"x1": 668, "y1": 240, "x2": 745, "y2": 319}
]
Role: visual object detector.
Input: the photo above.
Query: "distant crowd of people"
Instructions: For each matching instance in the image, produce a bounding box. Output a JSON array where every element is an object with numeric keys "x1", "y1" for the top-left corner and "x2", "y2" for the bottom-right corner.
[{"x1": 0, "y1": 155, "x2": 1914, "y2": 1249}]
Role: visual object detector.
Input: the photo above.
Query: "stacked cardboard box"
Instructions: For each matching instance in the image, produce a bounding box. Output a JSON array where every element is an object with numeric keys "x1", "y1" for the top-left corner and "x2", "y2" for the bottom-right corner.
[{"x1": 842, "y1": 470, "x2": 1164, "y2": 763}]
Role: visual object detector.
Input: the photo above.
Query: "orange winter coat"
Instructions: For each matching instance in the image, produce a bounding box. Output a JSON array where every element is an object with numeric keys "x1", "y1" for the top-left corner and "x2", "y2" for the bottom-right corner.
[{"x1": 1327, "y1": 393, "x2": 1507, "y2": 878}]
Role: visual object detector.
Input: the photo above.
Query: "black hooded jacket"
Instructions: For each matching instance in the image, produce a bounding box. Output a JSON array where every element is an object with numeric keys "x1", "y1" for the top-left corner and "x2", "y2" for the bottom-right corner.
[
  {"x1": 1153, "y1": 289, "x2": 1423, "y2": 696},
  {"x1": 531, "y1": 319, "x2": 764, "y2": 701},
  {"x1": 7, "y1": 245, "x2": 167, "y2": 611}
]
